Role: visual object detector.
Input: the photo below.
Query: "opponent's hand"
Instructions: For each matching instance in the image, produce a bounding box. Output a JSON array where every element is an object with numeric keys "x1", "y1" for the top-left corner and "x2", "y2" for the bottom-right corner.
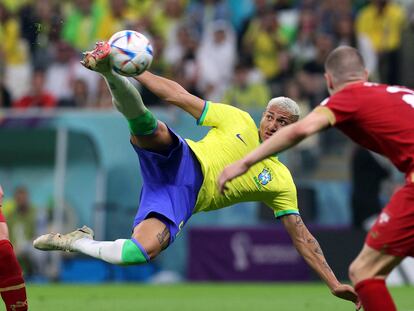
[
  {"x1": 218, "y1": 160, "x2": 250, "y2": 194},
  {"x1": 331, "y1": 283, "x2": 361, "y2": 310}
]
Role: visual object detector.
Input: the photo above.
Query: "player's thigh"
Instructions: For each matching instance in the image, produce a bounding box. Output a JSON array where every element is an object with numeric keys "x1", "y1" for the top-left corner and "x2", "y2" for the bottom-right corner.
[
  {"x1": 132, "y1": 217, "x2": 170, "y2": 259},
  {"x1": 0, "y1": 222, "x2": 9, "y2": 240},
  {"x1": 349, "y1": 244, "x2": 402, "y2": 284},
  {"x1": 131, "y1": 121, "x2": 174, "y2": 152}
]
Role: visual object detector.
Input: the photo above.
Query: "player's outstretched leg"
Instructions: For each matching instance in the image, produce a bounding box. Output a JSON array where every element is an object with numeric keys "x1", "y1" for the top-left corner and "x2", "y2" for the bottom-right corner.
[
  {"x1": 33, "y1": 218, "x2": 169, "y2": 265},
  {"x1": 81, "y1": 41, "x2": 173, "y2": 152}
]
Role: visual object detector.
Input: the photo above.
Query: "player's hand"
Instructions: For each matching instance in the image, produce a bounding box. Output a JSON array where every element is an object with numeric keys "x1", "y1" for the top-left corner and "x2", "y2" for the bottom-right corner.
[
  {"x1": 331, "y1": 283, "x2": 361, "y2": 310},
  {"x1": 218, "y1": 160, "x2": 250, "y2": 194}
]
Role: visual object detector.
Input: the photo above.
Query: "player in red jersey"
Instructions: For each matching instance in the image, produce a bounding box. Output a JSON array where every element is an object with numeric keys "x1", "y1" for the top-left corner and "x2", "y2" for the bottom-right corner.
[
  {"x1": 0, "y1": 185, "x2": 28, "y2": 311},
  {"x1": 219, "y1": 46, "x2": 414, "y2": 311}
]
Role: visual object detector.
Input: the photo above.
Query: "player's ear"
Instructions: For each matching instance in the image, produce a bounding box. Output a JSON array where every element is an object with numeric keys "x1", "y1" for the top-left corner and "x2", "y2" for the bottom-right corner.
[{"x1": 324, "y1": 73, "x2": 334, "y2": 91}]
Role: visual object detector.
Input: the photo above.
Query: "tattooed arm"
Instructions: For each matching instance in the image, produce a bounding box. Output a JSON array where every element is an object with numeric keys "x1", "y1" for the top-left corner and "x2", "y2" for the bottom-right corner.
[{"x1": 281, "y1": 215, "x2": 360, "y2": 308}]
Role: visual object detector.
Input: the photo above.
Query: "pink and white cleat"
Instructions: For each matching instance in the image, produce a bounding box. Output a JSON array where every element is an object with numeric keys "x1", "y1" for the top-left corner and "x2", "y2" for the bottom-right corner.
[{"x1": 81, "y1": 41, "x2": 112, "y2": 73}]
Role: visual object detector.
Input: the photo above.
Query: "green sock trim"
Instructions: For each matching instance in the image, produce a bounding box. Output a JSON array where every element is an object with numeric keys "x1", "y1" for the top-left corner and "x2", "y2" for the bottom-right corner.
[
  {"x1": 128, "y1": 110, "x2": 158, "y2": 136},
  {"x1": 121, "y1": 239, "x2": 148, "y2": 265}
]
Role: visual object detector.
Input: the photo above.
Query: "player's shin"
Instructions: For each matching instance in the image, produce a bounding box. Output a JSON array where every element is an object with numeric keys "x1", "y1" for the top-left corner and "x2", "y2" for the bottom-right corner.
[
  {"x1": 102, "y1": 73, "x2": 157, "y2": 135},
  {"x1": 0, "y1": 240, "x2": 28, "y2": 311},
  {"x1": 73, "y1": 238, "x2": 150, "y2": 265}
]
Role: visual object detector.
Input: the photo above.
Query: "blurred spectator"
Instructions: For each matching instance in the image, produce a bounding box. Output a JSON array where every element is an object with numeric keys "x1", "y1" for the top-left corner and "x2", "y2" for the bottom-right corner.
[
  {"x1": 2, "y1": 186, "x2": 44, "y2": 278},
  {"x1": 44, "y1": 41, "x2": 99, "y2": 106},
  {"x1": 222, "y1": 61, "x2": 270, "y2": 110},
  {"x1": 356, "y1": 0, "x2": 406, "y2": 84},
  {"x1": 242, "y1": 9, "x2": 290, "y2": 95},
  {"x1": 60, "y1": 78, "x2": 91, "y2": 108},
  {"x1": 196, "y1": 20, "x2": 236, "y2": 101},
  {"x1": 169, "y1": 25, "x2": 201, "y2": 97},
  {"x1": 351, "y1": 146, "x2": 391, "y2": 229},
  {"x1": 164, "y1": 23, "x2": 198, "y2": 66},
  {"x1": 1, "y1": 0, "x2": 27, "y2": 14},
  {"x1": 62, "y1": 0, "x2": 105, "y2": 51},
  {"x1": 290, "y1": 8, "x2": 317, "y2": 69},
  {"x1": 284, "y1": 78, "x2": 311, "y2": 122},
  {"x1": 140, "y1": 34, "x2": 174, "y2": 106},
  {"x1": 407, "y1": 1, "x2": 414, "y2": 28},
  {"x1": 334, "y1": 13, "x2": 378, "y2": 80},
  {"x1": 19, "y1": 0, "x2": 63, "y2": 69},
  {"x1": 0, "y1": 2, "x2": 31, "y2": 100},
  {"x1": 187, "y1": 0, "x2": 230, "y2": 36},
  {"x1": 283, "y1": 78, "x2": 319, "y2": 174},
  {"x1": 95, "y1": 77, "x2": 114, "y2": 109},
  {"x1": 12, "y1": 69, "x2": 56, "y2": 109},
  {"x1": 44, "y1": 41, "x2": 76, "y2": 102},
  {"x1": 151, "y1": 0, "x2": 186, "y2": 41},
  {"x1": 226, "y1": 0, "x2": 255, "y2": 35},
  {"x1": 97, "y1": 0, "x2": 136, "y2": 41},
  {"x1": 296, "y1": 32, "x2": 334, "y2": 106},
  {"x1": 0, "y1": 77, "x2": 12, "y2": 108},
  {"x1": 334, "y1": 13, "x2": 357, "y2": 47},
  {"x1": 275, "y1": 1, "x2": 299, "y2": 45},
  {"x1": 239, "y1": 0, "x2": 270, "y2": 43},
  {"x1": 318, "y1": 0, "x2": 353, "y2": 35},
  {"x1": 149, "y1": 34, "x2": 172, "y2": 77}
]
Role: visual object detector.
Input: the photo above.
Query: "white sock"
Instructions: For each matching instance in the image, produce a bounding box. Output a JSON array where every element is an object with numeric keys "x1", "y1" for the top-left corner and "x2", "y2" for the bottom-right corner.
[
  {"x1": 102, "y1": 72, "x2": 147, "y2": 119},
  {"x1": 73, "y1": 238, "x2": 126, "y2": 265}
]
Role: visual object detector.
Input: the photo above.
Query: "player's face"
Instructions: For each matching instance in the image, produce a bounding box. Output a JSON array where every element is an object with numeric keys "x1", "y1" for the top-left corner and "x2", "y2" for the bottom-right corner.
[{"x1": 259, "y1": 106, "x2": 297, "y2": 141}]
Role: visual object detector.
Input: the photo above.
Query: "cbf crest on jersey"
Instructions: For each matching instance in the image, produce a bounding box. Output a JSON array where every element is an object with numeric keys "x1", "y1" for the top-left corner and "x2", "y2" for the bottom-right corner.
[{"x1": 253, "y1": 168, "x2": 272, "y2": 190}]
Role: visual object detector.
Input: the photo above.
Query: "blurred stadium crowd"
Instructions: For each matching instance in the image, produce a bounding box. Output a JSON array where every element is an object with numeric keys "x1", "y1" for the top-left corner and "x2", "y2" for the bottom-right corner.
[{"x1": 0, "y1": 0, "x2": 413, "y2": 112}]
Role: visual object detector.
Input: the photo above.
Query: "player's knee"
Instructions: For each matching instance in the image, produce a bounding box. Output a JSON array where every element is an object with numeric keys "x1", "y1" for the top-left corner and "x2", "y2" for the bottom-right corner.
[
  {"x1": 348, "y1": 261, "x2": 357, "y2": 284},
  {"x1": 132, "y1": 218, "x2": 170, "y2": 261},
  {"x1": 134, "y1": 236, "x2": 162, "y2": 261},
  {"x1": 131, "y1": 230, "x2": 165, "y2": 261},
  {"x1": 349, "y1": 258, "x2": 366, "y2": 284}
]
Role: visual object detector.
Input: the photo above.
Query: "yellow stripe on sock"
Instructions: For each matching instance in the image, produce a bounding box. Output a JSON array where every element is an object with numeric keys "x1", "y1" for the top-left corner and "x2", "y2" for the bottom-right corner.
[{"x1": 0, "y1": 283, "x2": 25, "y2": 292}]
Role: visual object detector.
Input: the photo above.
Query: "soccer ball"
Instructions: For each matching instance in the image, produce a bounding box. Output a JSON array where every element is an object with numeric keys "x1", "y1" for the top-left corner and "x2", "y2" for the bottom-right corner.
[{"x1": 108, "y1": 30, "x2": 153, "y2": 77}]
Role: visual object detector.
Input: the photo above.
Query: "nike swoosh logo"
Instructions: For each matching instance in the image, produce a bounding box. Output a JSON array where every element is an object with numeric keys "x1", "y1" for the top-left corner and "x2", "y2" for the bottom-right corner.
[{"x1": 236, "y1": 133, "x2": 247, "y2": 145}]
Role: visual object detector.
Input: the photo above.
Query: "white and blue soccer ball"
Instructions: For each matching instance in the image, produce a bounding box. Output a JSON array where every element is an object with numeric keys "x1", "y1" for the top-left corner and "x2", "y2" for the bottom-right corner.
[{"x1": 108, "y1": 30, "x2": 153, "y2": 77}]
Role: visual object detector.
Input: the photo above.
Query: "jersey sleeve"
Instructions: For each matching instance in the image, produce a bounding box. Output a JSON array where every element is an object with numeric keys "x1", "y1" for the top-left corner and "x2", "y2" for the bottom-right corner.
[
  {"x1": 314, "y1": 91, "x2": 360, "y2": 126},
  {"x1": 263, "y1": 178, "x2": 299, "y2": 219},
  {"x1": 197, "y1": 101, "x2": 255, "y2": 131}
]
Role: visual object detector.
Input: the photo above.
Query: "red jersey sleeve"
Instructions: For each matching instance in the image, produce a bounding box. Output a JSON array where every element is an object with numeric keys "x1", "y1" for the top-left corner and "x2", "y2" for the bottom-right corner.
[{"x1": 316, "y1": 89, "x2": 360, "y2": 125}]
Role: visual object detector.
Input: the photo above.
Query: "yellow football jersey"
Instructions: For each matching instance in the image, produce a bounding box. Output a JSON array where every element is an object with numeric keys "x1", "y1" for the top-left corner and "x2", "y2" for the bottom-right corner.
[{"x1": 186, "y1": 102, "x2": 299, "y2": 218}]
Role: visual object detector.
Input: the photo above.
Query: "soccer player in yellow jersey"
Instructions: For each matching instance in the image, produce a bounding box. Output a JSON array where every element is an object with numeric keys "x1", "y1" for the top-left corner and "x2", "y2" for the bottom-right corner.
[{"x1": 34, "y1": 42, "x2": 359, "y2": 308}]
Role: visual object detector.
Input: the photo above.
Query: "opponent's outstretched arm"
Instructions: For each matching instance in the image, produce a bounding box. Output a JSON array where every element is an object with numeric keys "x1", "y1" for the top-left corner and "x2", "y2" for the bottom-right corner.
[
  {"x1": 218, "y1": 110, "x2": 331, "y2": 193},
  {"x1": 281, "y1": 214, "x2": 361, "y2": 309},
  {"x1": 134, "y1": 72, "x2": 205, "y2": 120}
]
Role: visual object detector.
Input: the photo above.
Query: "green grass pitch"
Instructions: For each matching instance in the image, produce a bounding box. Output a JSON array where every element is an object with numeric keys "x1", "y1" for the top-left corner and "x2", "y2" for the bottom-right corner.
[{"x1": 24, "y1": 283, "x2": 413, "y2": 311}]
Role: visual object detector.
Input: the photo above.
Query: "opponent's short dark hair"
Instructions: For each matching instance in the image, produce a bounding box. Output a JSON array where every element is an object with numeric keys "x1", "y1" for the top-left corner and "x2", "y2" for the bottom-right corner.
[{"x1": 325, "y1": 46, "x2": 366, "y2": 83}]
